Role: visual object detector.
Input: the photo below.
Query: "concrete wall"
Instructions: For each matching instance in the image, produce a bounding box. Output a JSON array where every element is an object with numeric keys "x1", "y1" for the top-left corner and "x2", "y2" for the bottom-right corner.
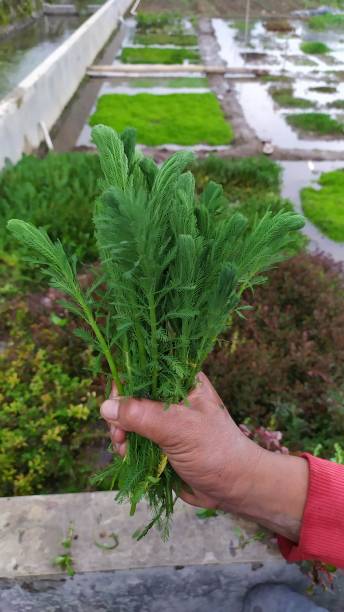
[{"x1": 0, "y1": 0, "x2": 133, "y2": 169}]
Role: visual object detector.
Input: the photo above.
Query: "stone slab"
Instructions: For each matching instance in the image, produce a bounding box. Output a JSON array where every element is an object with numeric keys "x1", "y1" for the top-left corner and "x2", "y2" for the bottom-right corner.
[{"x1": 0, "y1": 492, "x2": 280, "y2": 579}]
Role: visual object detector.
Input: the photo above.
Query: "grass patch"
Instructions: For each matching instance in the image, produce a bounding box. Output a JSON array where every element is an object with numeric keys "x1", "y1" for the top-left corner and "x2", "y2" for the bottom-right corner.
[
  {"x1": 134, "y1": 33, "x2": 198, "y2": 46},
  {"x1": 89, "y1": 93, "x2": 233, "y2": 146},
  {"x1": 121, "y1": 47, "x2": 200, "y2": 64},
  {"x1": 136, "y1": 11, "x2": 182, "y2": 31},
  {"x1": 300, "y1": 41, "x2": 331, "y2": 55},
  {"x1": 270, "y1": 87, "x2": 314, "y2": 109},
  {"x1": 328, "y1": 99, "x2": 344, "y2": 109},
  {"x1": 308, "y1": 14, "x2": 344, "y2": 31},
  {"x1": 301, "y1": 169, "x2": 344, "y2": 241},
  {"x1": 128, "y1": 77, "x2": 209, "y2": 88},
  {"x1": 286, "y1": 112, "x2": 344, "y2": 136},
  {"x1": 309, "y1": 85, "x2": 337, "y2": 94}
]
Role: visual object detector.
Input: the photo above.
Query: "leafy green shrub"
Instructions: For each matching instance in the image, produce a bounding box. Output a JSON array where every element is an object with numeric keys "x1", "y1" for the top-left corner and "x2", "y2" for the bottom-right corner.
[
  {"x1": 205, "y1": 251, "x2": 344, "y2": 459},
  {"x1": 270, "y1": 87, "x2": 313, "y2": 109},
  {"x1": 192, "y1": 156, "x2": 305, "y2": 251},
  {"x1": 89, "y1": 93, "x2": 233, "y2": 146},
  {"x1": 192, "y1": 155, "x2": 282, "y2": 197},
  {"x1": 300, "y1": 41, "x2": 330, "y2": 54},
  {"x1": 121, "y1": 47, "x2": 200, "y2": 65},
  {"x1": 308, "y1": 13, "x2": 344, "y2": 31},
  {"x1": 0, "y1": 298, "x2": 102, "y2": 496},
  {"x1": 0, "y1": 152, "x2": 101, "y2": 295},
  {"x1": 301, "y1": 168, "x2": 344, "y2": 242},
  {"x1": 134, "y1": 33, "x2": 198, "y2": 46},
  {"x1": 286, "y1": 112, "x2": 344, "y2": 135}
]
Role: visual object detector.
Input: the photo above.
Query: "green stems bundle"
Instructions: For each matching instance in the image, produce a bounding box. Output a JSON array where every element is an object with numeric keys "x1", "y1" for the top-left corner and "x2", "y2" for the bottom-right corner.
[{"x1": 8, "y1": 126, "x2": 304, "y2": 539}]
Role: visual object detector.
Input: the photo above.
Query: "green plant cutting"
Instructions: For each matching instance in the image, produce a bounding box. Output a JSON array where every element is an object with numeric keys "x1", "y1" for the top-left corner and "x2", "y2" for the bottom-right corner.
[{"x1": 8, "y1": 126, "x2": 304, "y2": 539}]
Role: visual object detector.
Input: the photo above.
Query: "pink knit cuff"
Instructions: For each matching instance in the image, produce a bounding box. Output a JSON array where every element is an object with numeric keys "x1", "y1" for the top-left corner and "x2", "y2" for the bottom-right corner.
[{"x1": 278, "y1": 453, "x2": 344, "y2": 569}]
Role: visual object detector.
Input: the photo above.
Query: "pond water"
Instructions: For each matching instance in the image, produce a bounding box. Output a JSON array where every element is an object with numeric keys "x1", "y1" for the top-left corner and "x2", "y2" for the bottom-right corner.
[
  {"x1": 218, "y1": 18, "x2": 344, "y2": 73},
  {"x1": 236, "y1": 81, "x2": 344, "y2": 152},
  {"x1": 281, "y1": 160, "x2": 344, "y2": 261},
  {"x1": 0, "y1": 14, "x2": 87, "y2": 100}
]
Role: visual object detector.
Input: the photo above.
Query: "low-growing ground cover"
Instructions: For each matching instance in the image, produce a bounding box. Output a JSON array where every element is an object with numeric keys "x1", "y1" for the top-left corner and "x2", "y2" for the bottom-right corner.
[
  {"x1": 0, "y1": 296, "x2": 103, "y2": 497},
  {"x1": 270, "y1": 87, "x2": 313, "y2": 109},
  {"x1": 308, "y1": 13, "x2": 344, "y2": 31},
  {"x1": 134, "y1": 33, "x2": 198, "y2": 46},
  {"x1": 89, "y1": 93, "x2": 233, "y2": 145},
  {"x1": 286, "y1": 112, "x2": 344, "y2": 136},
  {"x1": 120, "y1": 47, "x2": 200, "y2": 64},
  {"x1": 205, "y1": 251, "x2": 344, "y2": 459},
  {"x1": 300, "y1": 41, "x2": 331, "y2": 55},
  {"x1": 301, "y1": 169, "x2": 344, "y2": 242}
]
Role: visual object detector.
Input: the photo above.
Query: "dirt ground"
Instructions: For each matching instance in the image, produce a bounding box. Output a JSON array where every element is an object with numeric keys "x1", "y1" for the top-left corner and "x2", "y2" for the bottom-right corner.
[{"x1": 138, "y1": 0, "x2": 322, "y2": 18}]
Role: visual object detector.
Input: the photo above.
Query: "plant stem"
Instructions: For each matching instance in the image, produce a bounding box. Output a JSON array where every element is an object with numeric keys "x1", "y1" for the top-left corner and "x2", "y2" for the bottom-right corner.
[
  {"x1": 79, "y1": 293, "x2": 124, "y2": 394},
  {"x1": 148, "y1": 293, "x2": 158, "y2": 397}
]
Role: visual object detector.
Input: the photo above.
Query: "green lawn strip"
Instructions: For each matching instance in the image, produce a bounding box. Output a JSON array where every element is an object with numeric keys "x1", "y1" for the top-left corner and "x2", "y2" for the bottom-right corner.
[
  {"x1": 121, "y1": 47, "x2": 200, "y2": 64},
  {"x1": 286, "y1": 112, "x2": 344, "y2": 135},
  {"x1": 300, "y1": 41, "x2": 331, "y2": 55},
  {"x1": 134, "y1": 33, "x2": 198, "y2": 46},
  {"x1": 128, "y1": 76, "x2": 209, "y2": 88},
  {"x1": 308, "y1": 14, "x2": 344, "y2": 31},
  {"x1": 270, "y1": 87, "x2": 314, "y2": 108},
  {"x1": 301, "y1": 169, "x2": 344, "y2": 242},
  {"x1": 89, "y1": 93, "x2": 233, "y2": 146}
]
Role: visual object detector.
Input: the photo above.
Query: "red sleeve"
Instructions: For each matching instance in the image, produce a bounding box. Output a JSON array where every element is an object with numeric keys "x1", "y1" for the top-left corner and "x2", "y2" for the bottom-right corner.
[{"x1": 278, "y1": 453, "x2": 344, "y2": 569}]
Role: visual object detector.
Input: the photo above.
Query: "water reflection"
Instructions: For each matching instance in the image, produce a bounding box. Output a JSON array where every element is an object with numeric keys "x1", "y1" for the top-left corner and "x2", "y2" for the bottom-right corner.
[{"x1": 0, "y1": 14, "x2": 86, "y2": 99}]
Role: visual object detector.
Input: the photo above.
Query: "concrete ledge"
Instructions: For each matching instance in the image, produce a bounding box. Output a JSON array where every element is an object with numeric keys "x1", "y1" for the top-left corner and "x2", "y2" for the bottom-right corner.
[
  {"x1": 1, "y1": 492, "x2": 343, "y2": 610},
  {"x1": 0, "y1": 0, "x2": 133, "y2": 169},
  {"x1": 0, "y1": 492, "x2": 281, "y2": 579}
]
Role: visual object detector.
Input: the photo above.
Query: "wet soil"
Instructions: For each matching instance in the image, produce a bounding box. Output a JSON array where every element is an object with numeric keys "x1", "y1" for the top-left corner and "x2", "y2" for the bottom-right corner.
[{"x1": 139, "y1": 0, "x2": 313, "y2": 18}]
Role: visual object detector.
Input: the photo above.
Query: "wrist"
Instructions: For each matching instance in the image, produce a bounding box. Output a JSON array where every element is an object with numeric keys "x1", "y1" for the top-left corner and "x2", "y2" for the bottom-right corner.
[{"x1": 219, "y1": 443, "x2": 309, "y2": 543}]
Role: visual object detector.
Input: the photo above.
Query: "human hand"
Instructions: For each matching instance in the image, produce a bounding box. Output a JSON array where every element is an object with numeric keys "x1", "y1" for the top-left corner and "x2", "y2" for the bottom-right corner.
[
  {"x1": 100, "y1": 372, "x2": 262, "y2": 512},
  {"x1": 101, "y1": 372, "x2": 309, "y2": 542}
]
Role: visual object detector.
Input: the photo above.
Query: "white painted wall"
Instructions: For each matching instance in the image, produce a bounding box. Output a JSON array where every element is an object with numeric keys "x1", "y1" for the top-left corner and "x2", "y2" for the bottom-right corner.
[{"x1": 0, "y1": 0, "x2": 133, "y2": 169}]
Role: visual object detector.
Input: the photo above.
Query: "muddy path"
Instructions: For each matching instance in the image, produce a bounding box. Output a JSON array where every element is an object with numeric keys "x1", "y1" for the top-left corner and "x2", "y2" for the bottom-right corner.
[{"x1": 139, "y1": 0, "x2": 312, "y2": 18}]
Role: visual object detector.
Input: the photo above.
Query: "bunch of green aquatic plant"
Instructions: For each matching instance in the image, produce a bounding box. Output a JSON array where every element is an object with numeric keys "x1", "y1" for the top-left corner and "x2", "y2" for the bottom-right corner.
[{"x1": 7, "y1": 126, "x2": 304, "y2": 539}]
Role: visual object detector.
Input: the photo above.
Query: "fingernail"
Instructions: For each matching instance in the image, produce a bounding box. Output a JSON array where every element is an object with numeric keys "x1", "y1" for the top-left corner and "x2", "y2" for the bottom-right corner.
[{"x1": 101, "y1": 399, "x2": 119, "y2": 422}]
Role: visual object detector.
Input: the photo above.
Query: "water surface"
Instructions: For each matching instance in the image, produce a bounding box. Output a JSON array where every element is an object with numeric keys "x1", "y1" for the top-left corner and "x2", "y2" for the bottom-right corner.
[{"x1": 0, "y1": 14, "x2": 87, "y2": 100}]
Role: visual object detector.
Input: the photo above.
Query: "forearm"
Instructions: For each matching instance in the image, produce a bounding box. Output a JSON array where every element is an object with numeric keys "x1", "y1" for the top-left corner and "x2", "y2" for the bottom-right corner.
[{"x1": 221, "y1": 447, "x2": 309, "y2": 543}]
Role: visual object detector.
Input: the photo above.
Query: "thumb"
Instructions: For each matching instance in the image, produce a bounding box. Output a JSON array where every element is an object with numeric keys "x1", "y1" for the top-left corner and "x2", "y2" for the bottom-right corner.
[{"x1": 101, "y1": 395, "x2": 175, "y2": 446}]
